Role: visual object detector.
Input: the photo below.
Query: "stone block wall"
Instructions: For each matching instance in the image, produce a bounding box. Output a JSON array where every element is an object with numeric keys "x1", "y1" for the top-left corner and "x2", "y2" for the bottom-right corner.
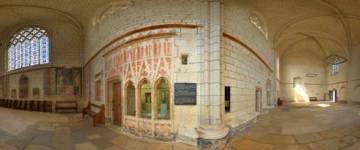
[
  {"x1": 222, "y1": 0, "x2": 276, "y2": 127},
  {"x1": 348, "y1": 44, "x2": 360, "y2": 103},
  {"x1": 280, "y1": 51, "x2": 328, "y2": 101}
]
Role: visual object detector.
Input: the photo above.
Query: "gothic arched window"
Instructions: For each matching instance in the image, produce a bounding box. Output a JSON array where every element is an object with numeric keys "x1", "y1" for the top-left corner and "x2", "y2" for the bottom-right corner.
[
  {"x1": 126, "y1": 81, "x2": 136, "y2": 116},
  {"x1": 139, "y1": 79, "x2": 152, "y2": 119},
  {"x1": 155, "y1": 78, "x2": 170, "y2": 120},
  {"x1": 8, "y1": 26, "x2": 49, "y2": 71}
]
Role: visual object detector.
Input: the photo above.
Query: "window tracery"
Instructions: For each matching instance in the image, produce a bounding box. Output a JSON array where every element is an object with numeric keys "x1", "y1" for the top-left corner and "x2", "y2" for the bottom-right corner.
[{"x1": 8, "y1": 27, "x2": 49, "y2": 71}]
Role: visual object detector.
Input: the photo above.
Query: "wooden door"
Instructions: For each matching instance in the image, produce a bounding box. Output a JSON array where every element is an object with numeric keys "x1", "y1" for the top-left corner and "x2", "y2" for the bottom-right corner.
[{"x1": 113, "y1": 82, "x2": 122, "y2": 126}]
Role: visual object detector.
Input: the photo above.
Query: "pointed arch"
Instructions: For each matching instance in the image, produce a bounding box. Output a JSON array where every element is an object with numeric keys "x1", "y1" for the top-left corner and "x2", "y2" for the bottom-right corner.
[
  {"x1": 138, "y1": 78, "x2": 152, "y2": 119},
  {"x1": 125, "y1": 80, "x2": 136, "y2": 116},
  {"x1": 154, "y1": 77, "x2": 171, "y2": 120}
]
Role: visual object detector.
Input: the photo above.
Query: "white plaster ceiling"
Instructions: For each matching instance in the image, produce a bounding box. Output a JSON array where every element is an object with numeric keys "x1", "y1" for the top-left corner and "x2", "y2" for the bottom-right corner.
[
  {"x1": 249, "y1": 0, "x2": 360, "y2": 60},
  {"x1": 0, "y1": 0, "x2": 117, "y2": 33}
]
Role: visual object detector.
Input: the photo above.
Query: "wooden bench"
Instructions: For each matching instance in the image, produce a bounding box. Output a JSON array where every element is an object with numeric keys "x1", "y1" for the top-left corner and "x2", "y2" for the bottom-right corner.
[
  {"x1": 0, "y1": 99, "x2": 5, "y2": 107},
  {"x1": 55, "y1": 101, "x2": 78, "y2": 113},
  {"x1": 309, "y1": 97, "x2": 317, "y2": 101},
  {"x1": 82, "y1": 101, "x2": 105, "y2": 127}
]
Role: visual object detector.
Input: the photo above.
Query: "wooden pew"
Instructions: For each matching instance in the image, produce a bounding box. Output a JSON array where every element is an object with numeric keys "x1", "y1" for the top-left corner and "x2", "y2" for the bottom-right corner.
[
  {"x1": 45, "y1": 101, "x2": 52, "y2": 112},
  {"x1": 0, "y1": 99, "x2": 53, "y2": 112},
  {"x1": 55, "y1": 101, "x2": 78, "y2": 113},
  {"x1": 309, "y1": 97, "x2": 317, "y2": 101},
  {"x1": 0, "y1": 99, "x2": 4, "y2": 107},
  {"x1": 82, "y1": 101, "x2": 105, "y2": 127}
]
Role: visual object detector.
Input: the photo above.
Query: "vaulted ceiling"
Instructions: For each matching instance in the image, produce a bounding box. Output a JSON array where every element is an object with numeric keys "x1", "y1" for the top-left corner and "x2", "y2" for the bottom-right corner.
[
  {"x1": 1, "y1": 0, "x2": 360, "y2": 61},
  {"x1": 0, "y1": 0, "x2": 115, "y2": 33},
  {"x1": 248, "y1": 0, "x2": 360, "y2": 60}
]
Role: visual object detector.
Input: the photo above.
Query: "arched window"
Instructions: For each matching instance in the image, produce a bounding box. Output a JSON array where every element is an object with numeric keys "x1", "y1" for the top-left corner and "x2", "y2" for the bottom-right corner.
[
  {"x1": 140, "y1": 80, "x2": 151, "y2": 119},
  {"x1": 126, "y1": 81, "x2": 136, "y2": 116},
  {"x1": 8, "y1": 26, "x2": 49, "y2": 71},
  {"x1": 156, "y1": 78, "x2": 170, "y2": 120}
]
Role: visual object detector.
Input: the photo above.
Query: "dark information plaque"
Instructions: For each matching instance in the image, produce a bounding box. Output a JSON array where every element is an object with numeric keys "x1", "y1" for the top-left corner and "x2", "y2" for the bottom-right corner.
[{"x1": 174, "y1": 83, "x2": 197, "y2": 105}]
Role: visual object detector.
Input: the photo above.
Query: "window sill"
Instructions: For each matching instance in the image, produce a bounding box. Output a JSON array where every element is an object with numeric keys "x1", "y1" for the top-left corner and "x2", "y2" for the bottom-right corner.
[{"x1": 6, "y1": 64, "x2": 51, "y2": 75}]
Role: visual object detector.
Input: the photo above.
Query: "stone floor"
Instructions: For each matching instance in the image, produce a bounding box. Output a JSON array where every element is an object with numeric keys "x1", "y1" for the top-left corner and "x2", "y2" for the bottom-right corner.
[
  {"x1": 0, "y1": 107, "x2": 197, "y2": 150},
  {"x1": 0, "y1": 102, "x2": 359, "y2": 150},
  {"x1": 226, "y1": 102, "x2": 360, "y2": 150}
]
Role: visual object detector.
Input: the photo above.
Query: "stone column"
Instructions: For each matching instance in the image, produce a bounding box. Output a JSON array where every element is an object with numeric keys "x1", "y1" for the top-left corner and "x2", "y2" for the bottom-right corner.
[
  {"x1": 151, "y1": 84, "x2": 156, "y2": 136},
  {"x1": 135, "y1": 85, "x2": 140, "y2": 131},
  {"x1": 197, "y1": 0, "x2": 229, "y2": 140}
]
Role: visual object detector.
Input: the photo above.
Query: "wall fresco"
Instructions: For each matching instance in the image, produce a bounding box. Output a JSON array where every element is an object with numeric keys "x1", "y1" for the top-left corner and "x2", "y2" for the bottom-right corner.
[
  {"x1": 105, "y1": 38, "x2": 173, "y2": 81},
  {"x1": 56, "y1": 68, "x2": 82, "y2": 96}
]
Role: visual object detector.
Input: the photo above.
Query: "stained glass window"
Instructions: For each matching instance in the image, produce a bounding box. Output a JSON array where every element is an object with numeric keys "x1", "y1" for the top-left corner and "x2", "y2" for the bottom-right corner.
[
  {"x1": 8, "y1": 27, "x2": 49, "y2": 71},
  {"x1": 8, "y1": 46, "x2": 15, "y2": 70},
  {"x1": 330, "y1": 64, "x2": 340, "y2": 75}
]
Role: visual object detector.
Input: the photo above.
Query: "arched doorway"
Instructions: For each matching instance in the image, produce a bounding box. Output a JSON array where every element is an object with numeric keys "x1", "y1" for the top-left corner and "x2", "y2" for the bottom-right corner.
[
  {"x1": 155, "y1": 78, "x2": 170, "y2": 120},
  {"x1": 329, "y1": 89, "x2": 337, "y2": 102},
  {"x1": 255, "y1": 87, "x2": 262, "y2": 112}
]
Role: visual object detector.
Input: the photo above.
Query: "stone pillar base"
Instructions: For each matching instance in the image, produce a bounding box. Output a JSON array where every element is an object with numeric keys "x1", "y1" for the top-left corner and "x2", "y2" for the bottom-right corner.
[
  {"x1": 196, "y1": 124, "x2": 229, "y2": 140},
  {"x1": 197, "y1": 125, "x2": 229, "y2": 149}
]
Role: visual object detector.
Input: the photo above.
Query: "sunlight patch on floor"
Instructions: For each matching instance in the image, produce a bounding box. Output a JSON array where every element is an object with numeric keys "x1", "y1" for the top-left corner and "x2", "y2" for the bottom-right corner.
[{"x1": 316, "y1": 103, "x2": 330, "y2": 108}]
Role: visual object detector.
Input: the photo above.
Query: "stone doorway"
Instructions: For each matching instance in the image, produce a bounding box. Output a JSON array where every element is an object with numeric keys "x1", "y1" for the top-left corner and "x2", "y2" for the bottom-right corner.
[
  {"x1": 256, "y1": 88, "x2": 262, "y2": 112},
  {"x1": 329, "y1": 89, "x2": 337, "y2": 102}
]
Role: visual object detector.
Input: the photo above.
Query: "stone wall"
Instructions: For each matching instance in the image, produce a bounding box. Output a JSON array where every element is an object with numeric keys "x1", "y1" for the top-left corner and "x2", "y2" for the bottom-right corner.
[
  {"x1": 348, "y1": 44, "x2": 360, "y2": 103},
  {"x1": 84, "y1": 0, "x2": 207, "y2": 62},
  {"x1": 82, "y1": 0, "x2": 210, "y2": 144},
  {"x1": 222, "y1": 0, "x2": 276, "y2": 127},
  {"x1": 280, "y1": 51, "x2": 328, "y2": 101},
  {"x1": 327, "y1": 62, "x2": 348, "y2": 102}
]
